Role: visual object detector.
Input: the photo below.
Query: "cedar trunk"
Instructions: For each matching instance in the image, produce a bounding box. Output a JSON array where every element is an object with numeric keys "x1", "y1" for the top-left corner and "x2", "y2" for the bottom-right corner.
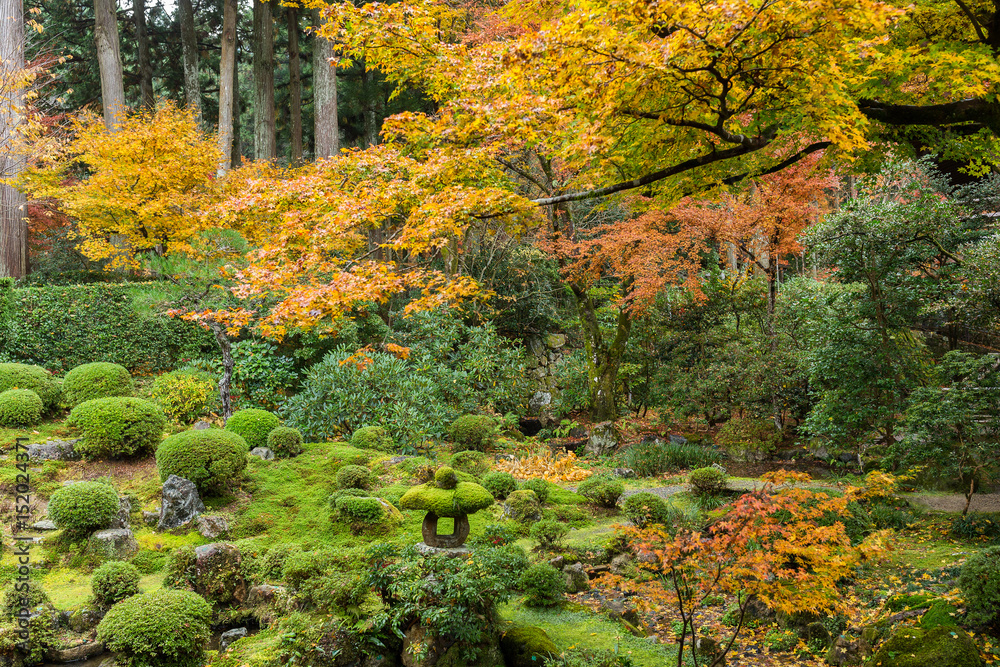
[
  {"x1": 134, "y1": 0, "x2": 154, "y2": 109},
  {"x1": 0, "y1": 0, "x2": 27, "y2": 277},
  {"x1": 287, "y1": 6, "x2": 303, "y2": 165},
  {"x1": 94, "y1": 0, "x2": 126, "y2": 129},
  {"x1": 311, "y1": 7, "x2": 338, "y2": 158},
  {"x1": 252, "y1": 0, "x2": 276, "y2": 160},
  {"x1": 177, "y1": 0, "x2": 201, "y2": 121},
  {"x1": 217, "y1": 0, "x2": 237, "y2": 174}
]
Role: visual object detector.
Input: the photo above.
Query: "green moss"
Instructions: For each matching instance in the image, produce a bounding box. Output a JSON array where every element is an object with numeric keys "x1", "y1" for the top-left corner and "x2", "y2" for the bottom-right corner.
[
  {"x1": 482, "y1": 471, "x2": 517, "y2": 500},
  {"x1": 886, "y1": 592, "x2": 937, "y2": 612},
  {"x1": 225, "y1": 409, "x2": 280, "y2": 450},
  {"x1": 504, "y1": 490, "x2": 541, "y2": 523},
  {"x1": 63, "y1": 362, "x2": 134, "y2": 407},
  {"x1": 155, "y1": 429, "x2": 249, "y2": 493},
  {"x1": 435, "y1": 466, "x2": 459, "y2": 489},
  {"x1": 547, "y1": 485, "x2": 587, "y2": 506},
  {"x1": 447, "y1": 414, "x2": 497, "y2": 451},
  {"x1": 500, "y1": 625, "x2": 558, "y2": 667},
  {"x1": 449, "y1": 450, "x2": 491, "y2": 477},
  {"x1": 400, "y1": 481, "x2": 495, "y2": 517},
  {"x1": 870, "y1": 626, "x2": 983, "y2": 667},
  {"x1": 336, "y1": 464, "x2": 374, "y2": 490},
  {"x1": 921, "y1": 601, "x2": 960, "y2": 629}
]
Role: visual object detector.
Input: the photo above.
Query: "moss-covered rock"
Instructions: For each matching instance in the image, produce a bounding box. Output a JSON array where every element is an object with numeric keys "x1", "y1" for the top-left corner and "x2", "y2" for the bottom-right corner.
[
  {"x1": 502, "y1": 489, "x2": 542, "y2": 523},
  {"x1": 399, "y1": 477, "x2": 495, "y2": 518},
  {"x1": 869, "y1": 626, "x2": 982, "y2": 667},
  {"x1": 921, "y1": 601, "x2": 960, "y2": 629}
]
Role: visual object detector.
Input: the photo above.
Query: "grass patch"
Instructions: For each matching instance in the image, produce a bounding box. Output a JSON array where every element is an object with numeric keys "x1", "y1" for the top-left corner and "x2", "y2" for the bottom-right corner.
[
  {"x1": 0, "y1": 419, "x2": 74, "y2": 451},
  {"x1": 548, "y1": 485, "x2": 587, "y2": 505},
  {"x1": 134, "y1": 527, "x2": 209, "y2": 552}
]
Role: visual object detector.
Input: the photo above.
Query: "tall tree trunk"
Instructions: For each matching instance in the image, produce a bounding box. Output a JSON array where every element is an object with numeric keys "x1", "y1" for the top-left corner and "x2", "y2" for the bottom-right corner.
[
  {"x1": 311, "y1": 7, "x2": 338, "y2": 158},
  {"x1": 0, "y1": 0, "x2": 28, "y2": 278},
  {"x1": 363, "y1": 65, "x2": 379, "y2": 147},
  {"x1": 571, "y1": 284, "x2": 632, "y2": 421},
  {"x1": 177, "y1": 0, "x2": 201, "y2": 122},
  {"x1": 287, "y1": 6, "x2": 303, "y2": 166},
  {"x1": 208, "y1": 321, "x2": 235, "y2": 420},
  {"x1": 94, "y1": 0, "x2": 126, "y2": 129},
  {"x1": 217, "y1": 0, "x2": 237, "y2": 174},
  {"x1": 231, "y1": 43, "x2": 242, "y2": 168},
  {"x1": 134, "y1": 0, "x2": 153, "y2": 109},
  {"x1": 252, "y1": 0, "x2": 276, "y2": 160}
]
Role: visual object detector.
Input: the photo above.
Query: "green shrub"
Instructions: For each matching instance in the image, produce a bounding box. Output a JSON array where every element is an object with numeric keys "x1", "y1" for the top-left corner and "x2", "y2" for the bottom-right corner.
[
  {"x1": 482, "y1": 471, "x2": 517, "y2": 499},
  {"x1": 716, "y1": 418, "x2": 781, "y2": 462},
  {"x1": 92, "y1": 561, "x2": 141, "y2": 606},
  {"x1": 224, "y1": 408, "x2": 280, "y2": 450},
  {"x1": 96, "y1": 588, "x2": 212, "y2": 667},
  {"x1": 155, "y1": 429, "x2": 248, "y2": 493},
  {"x1": 951, "y1": 512, "x2": 1000, "y2": 541},
  {"x1": 350, "y1": 425, "x2": 395, "y2": 452},
  {"x1": 504, "y1": 489, "x2": 542, "y2": 523},
  {"x1": 577, "y1": 476, "x2": 624, "y2": 508},
  {"x1": 762, "y1": 628, "x2": 799, "y2": 652},
  {"x1": 621, "y1": 492, "x2": 672, "y2": 528},
  {"x1": 471, "y1": 523, "x2": 517, "y2": 547},
  {"x1": 2, "y1": 581, "x2": 49, "y2": 617},
  {"x1": 0, "y1": 388, "x2": 43, "y2": 426},
  {"x1": 959, "y1": 545, "x2": 1000, "y2": 626},
  {"x1": 334, "y1": 496, "x2": 402, "y2": 532},
  {"x1": 617, "y1": 439, "x2": 721, "y2": 476},
  {"x1": 151, "y1": 369, "x2": 217, "y2": 423},
  {"x1": 48, "y1": 481, "x2": 119, "y2": 536},
  {"x1": 63, "y1": 361, "x2": 134, "y2": 407},
  {"x1": 689, "y1": 467, "x2": 728, "y2": 495},
  {"x1": 544, "y1": 647, "x2": 636, "y2": 667},
  {"x1": 131, "y1": 550, "x2": 167, "y2": 575},
  {"x1": 447, "y1": 414, "x2": 497, "y2": 451},
  {"x1": 67, "y1": 397, "x2": 167, "y2": 459},
  {"x1": 530, "y1": 519, "x2": 569, "y2": 549},
  {"x1": 267, "y1": 426, "x2": 303, "y2": 457},
  {"x1": 0, "y1": 362, "x2": 60, "y2": 410},
  {"x1": 450, "y1": 449, "x2": 491, "y2": 477},
  {"x1": 336, "y1": 464, "x2": 374, "y2": 490},
  {"x1": 519, "y1": 563, "x2": 565, "y2": 607},
  {"x1": 520, "y1": 478, "x2": 550, "y2": 504}
]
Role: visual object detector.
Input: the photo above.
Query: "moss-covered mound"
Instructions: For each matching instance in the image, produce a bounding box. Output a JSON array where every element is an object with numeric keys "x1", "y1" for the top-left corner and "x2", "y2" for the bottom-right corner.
[
  {"x1": 155, "y1": 428, "x2": 249, "y2": 493},
  {"x1": 267, "y1": 426, "x2": 303, "y2": 457},
  {"x1": 96, "y1": 588, "x2": 212, "y2": 667},
  {"x1": 870, "y1": 626, "x2": 983, "y2": 667},
  {"x1": 350, "y1": 425, "x2": 395, "y2": 452},
  {"x1": 400, "y1": 468, "x2": 494, "y2": 518},
  {"x1": 48, "y1": 481, "x2": 120, "y2": 536},
  {"x1": 0, "y1": 388, "x2": 43, "y2": 427},
  {"x1": 499, "y1": 625, "x2": 558, "y2": 667},
  {"x1": 224, "y1": 408, "x2": 280, "y2": 450},
  {"x1": 63, "y1": 361, "x2": 134, "y2": 407},
  {"x1": 0, "y1": 362, "x2": 60, "y2": 410}
]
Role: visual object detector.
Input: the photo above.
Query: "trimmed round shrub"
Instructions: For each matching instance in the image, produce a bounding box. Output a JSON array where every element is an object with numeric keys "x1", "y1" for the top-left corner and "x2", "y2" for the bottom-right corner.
[
  {"x1": 519, "y1": 563, "x2": 565, "y2": 607},
  {"x1": 48, "y1": 481, "x2": 120, "y2": 535},
  {"x1": 92, "y1": 561, "x2": 141, "y2": 606},
  {"x1": 530, "y1": 519, "x2": 569, "y2": 549},
  {"x1": 0, "y1": 388, "x2": 43, "y2": 427},
  {"x1": 2, "y1": 581, "x2": 49, "y2": 617},
  {"x1": 447, "y1": 414, "x2": 496, "y2": 451},
  {"x1": 63, "y1": 362, "x2": 134, "y2": 407},
  {"x1": 689, "y1": 467, "x2": 728, "y2": 496},
  {"x1": 577, "y1": 476, "x2": 624, "y2": 508},
  {"x1": 96, "y1": 588, "x2": 212, "y2": 667},
  {"x1": 622, "y1": 492, "x2": 672, "y2": 528},
  {"x1": 67, "y1": 397, "x2": 167, "y2": 459},
  {"x1": 482, "y1": 471, "x2": 517, "y2": 500},
  {"x1": 224, "y1": 408, "x2": 280, "y2": 450},
  {"x1": 151, "y1": 369, "x2": 217, "y2": 423},
  {"x1": 336, "y1": 464, "x2": 373, "y2": 490},
  {"x1": 450, "y1": 450, "x2": 491, "y2": 477},
  {"x1": 959, "y1": 545, "x2": 1000, "y2": 626},
  {"x1": 0, "y1": 362, "x2": 60, "y2": 410},
  {"x1": 520, "y1": 478, "x2": 550, "y2": 504},
  {"x1": 350, "y1": 425, "x2": 395, "y2": 452},
  {"x1": 155, "y1": 429, "x2": 249, "y2": 493},
  {"x1": 267, "y1": 426, "x2": 304, "y2": 457}
]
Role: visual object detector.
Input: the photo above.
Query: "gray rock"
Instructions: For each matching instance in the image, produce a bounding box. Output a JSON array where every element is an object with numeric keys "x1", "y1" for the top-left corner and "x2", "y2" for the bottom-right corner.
[
  {"x1": 88, "y1": 529, "x2": 139, "y2": 561},
  {"x1": 838, "y1": 452, "x2": 859, "y2": 464},
  {"x1": 158, "y1": 475, "x2": 206, "y2": 530},
  {"x1": 611, "y1": 467, "x2": 636, "y2": 479},
  {"x1": 545, "y1": 333, "x2": 567, "y2": 349},
  {"x1": 528, "y1": 336, "x2": 546, "y2": 358},
  {"x1": 66, "y1": 606, "x2": 101, "y2": 633},
  {"x1": 528, "y1": 391, "x2": 552, "y2": 412},
  {"x1": 142, "y1": 511, "x2": 159, "y2": 526},
  {"x1": 585, "y1": 421, "x2": 620, "y2": 457},
  {"x1": 385, "y1": 456, "x2": 411, "y2": 467},
  {"x1": 548, "y1": 556, "x2": 565, "y2": 569},
  {"x1": 610, "y1": 554, "x2": 633, "y2": 575},
  {"x1": 776, "y1": 448, "x2": 801, "y2": 460},
  {"x1": 563, "y1": 563, "x2": 590, "y2": 594},
  {"x1": 31, "y1": 520, "x2": 56, "y2": 531},
  {"x1": 494, "y1": 453, "x2": 516, "y2": 463},
  {"x1": 44, "y1": 642, "x2": 106, "y2": 663},
  {"x1": 568, "y1": 426, "x2": 589, "y2": 439},
  {"x1": 811, "y1": 444, "x2": 832, "y2": 461},
  {"x1": 27, "y1": 439, "x2": 81, "y2": 461},
  {"x1": 220, "y1": 627, "x2": 248, "y2": 651},
  {"x1": 98, "y1": 658, "x2": 118, "y2": 667},
  {"x1": 414, "y1": 542, "x2": 471, "y2": 558},
  {"x1": 669, "y1": 434, "x2": 688, "y2": 446},
  {"x1": 247, "y1": 584, "x2": 287, "y2": 605},
  {"x1": 109, "y1": 496, "x2": 131, "y2": 530},
  {"x1": 193, "y1": 543, "x2": 247, "y2": 604},
  {"x1": 826, "y1": 635, "x2": 867, "y2": 666},
  {"x1": 250, "y1": 447, "x2": 274, "y2": 461},
  {"x1": 196, "y1": 515, "x2": 229, "y2": 539},
  {"x1": 193, "y1": 420, "x2": 212, "y2": 430}
]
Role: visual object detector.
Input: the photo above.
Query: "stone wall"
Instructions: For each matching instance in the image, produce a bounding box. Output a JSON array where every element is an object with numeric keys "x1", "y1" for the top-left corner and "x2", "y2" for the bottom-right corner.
[{"x1": 524, "y1": 333, "x2": 573, "y2": 426}]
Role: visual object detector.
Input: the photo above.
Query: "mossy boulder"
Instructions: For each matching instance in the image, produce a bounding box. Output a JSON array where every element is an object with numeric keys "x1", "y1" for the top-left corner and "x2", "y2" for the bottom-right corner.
[
  {"x1": 886, "y1": 592, "x2": 937, "y2": 612},
  {"x1": 921, "y1": 601, "x2": 960, "y2": 629},
  {"x1": 502, "y1": 489, "x2": 542, "y2": 523},
  {"x1": 164, "y1": 542, "x2": 247, "y2": 605},
  {"x1": 869, "y1": 626, "x2": 983, "y2": 667},
  {"x1": 499, "y1": 625, "x2": 558, "y2": 667},
  {"x1": 399, "y1": 474, "x2": 494, "y2": 518}
]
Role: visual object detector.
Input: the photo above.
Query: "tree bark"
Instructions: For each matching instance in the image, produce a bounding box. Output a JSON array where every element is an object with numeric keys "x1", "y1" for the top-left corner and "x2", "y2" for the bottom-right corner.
[
  {"x1": 208, "y1": 321, "x2": 235, "y2": 420},
  {"x1": 134, "y1": 0, "x2": 154, "y2": 109},
  {"x1": 0, "y1": 0, "x2": 28, "y2": 277},
  {"x1": 363, "y1": 65, "x2": 379, "y2": 147},
  {"x1": 287, "y1": 6, "x2": 303, "y2": 166},
  {"x1": 177, "y1": 0, "x2": 201, "y2": 122},
  {"x1": 231, "y1": 37, "x2": 242, "y2": 168},
  {"x1": 571, "y1": 283, "x2": 632, "y2": 421},
  {"x1": 252, "y1": 0, "x2": 276, "y2": 160},
  {"x1": 94, "y1": 0, "x2": 126, "y2": 130},
  {"x1": 217, "y1": 0, "x2": 237, "y2": 174},
  {"x1": 311, "y1": 7, "x2": 338, "y2": 158}
]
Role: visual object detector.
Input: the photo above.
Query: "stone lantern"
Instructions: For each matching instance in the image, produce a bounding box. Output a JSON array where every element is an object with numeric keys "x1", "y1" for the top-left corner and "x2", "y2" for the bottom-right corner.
[{"x1": 400, "y1": 466, "x2": 494, "y2": 554}]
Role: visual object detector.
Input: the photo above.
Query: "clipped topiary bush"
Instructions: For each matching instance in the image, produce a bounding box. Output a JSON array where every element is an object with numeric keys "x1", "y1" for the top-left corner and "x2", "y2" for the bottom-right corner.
[
  {"x1": 48, "y1": 481, "x2": 120, "y2": 536},
  {"x1": 716, "y1": 417, "x2": 782, "y2": 462},
  {"x1": 224, "y1": 408, "x2": 280, "y2": 450},
  {"x1": 67, "y1": 397, "x2": 167, "y2": 459},
  {"x1": 447, "y1": 414, "x2": 497, "y2": 451},
  {"x1": 95, "y1": 588, "x2": 212, "y2": 667},
  {"x1": 959, "y1": 545, "x2": 1000, "y2": 627},
  {"x1": 151, "y1": 369, "x2": 217, "y2": 423},
  {"x1": 349, "y1": 425, "x2": 395, "y2": 452},
  {"x1": 520, "y1": 478, "x2": 550, "y2": 504},
  {"x1": 577, "y1": 476, "x2": 624, "y2": 508},
  {"x1": 2, "y1": 580, "x2": 49, "y2": 617},
  {"x1": 0, "y1": 388, "x2": 43, "y2": 427},
  {"x1": 155, "y1": 429, "x2": 249, "y2": 493},
  {"x1": 450, "y1": 449, "x2": 491, "y2": 477},
  {"x1": 0, "y1": 362, "x2": 60, "y2": 410},
  {"x1": 267, "y1": 426, "x2": 303, "y2": 457},
  {"x1": 503, "y1": 489, "x2": 542, "y2": 523},
  {"x1": 482, "y1": 471, "x2": 517, "y2": 500},
  {"x1": 519, "y1": 563, "x2": 565, "y2": 607},
  {"x1": 336, "y1": 464, "x2": 374, "y2": 490},
  {"x1": 63, "y1": 362, "x2": 134, "y2": 407},
  {"x1": 622, "y1": 492, "x2": 672, "y2": 528},
  {"x1": 92, "y1": 560, "x2": 141, "y2": 607},
  {"x1": 689, "y1": 467, "x2": 728, "y2": 496}
]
